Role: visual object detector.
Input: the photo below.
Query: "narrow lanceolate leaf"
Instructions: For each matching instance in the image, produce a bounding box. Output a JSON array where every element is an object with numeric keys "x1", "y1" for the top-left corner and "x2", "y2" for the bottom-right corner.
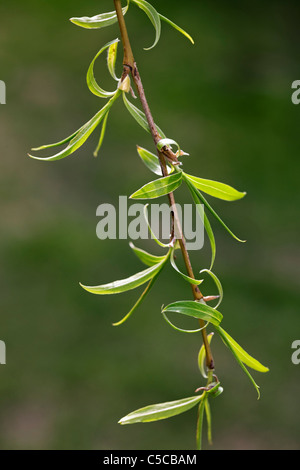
[
  {"x1": 93, "y1": 111, "x2": 109, "y2": 157},
  {"x1": 184, "y1": 173, "x2": 246, "y2": 201},
  {"x1": 80, "y1": 258, "x2": 166, "y2": 295},
  {"x1": 70, "y1": 2, "x2": 129, "y2": 29},
  {"x1": 215, "y1": 326, "x2": 269, "y2": 373},
  {"x1": 29, "y1": 93, "x2": 120, "y2": 161},
  {"x1": 170, "y1": 249, "x2": 203, "y2": 286},
  {"x1": 159, "y1": 14, "x2": 194, "y2": 45},
  {"x1": 123, "y1": 94, "x2": 166, "y2": 138},
  {"x1": 119, "y1": 395, "x2": 204, "y2": 425},
  {"x1": 87, "y1": 39, "x2": 119, "y2": 98},
  {"x1": 198, "y1": 332, "x2": 214, "y2": 378},
  {"x1": 112, "y1": 273, "x2": 159, "y2": 327},
  {"x1": 162, "y1": 300, "x2": 223, "y2": 327},
  {"x1": 204, "y1": 398, "x2": 213, "y2": 445},
  {"x1": 215, "y1": 326, "x2": 268, "y2": 399},
  {"x1": 162, "y1": 309, "x2": 208, "y2": 334},
  {"x1": 189, "y1": 183, "x2": 246, "y2": 243},
  {"x1": 130, "y1": 172, "x2": 182, "y2": 200},
  {"x1": 129, "y1": 242, "x2": 167, "y2": 267},
  {"x1": 131, "y1": 0, "x2": 161, "y2": 50},
  {"x1": 137, "y1": 146, "x2": 173, "y2": 176},
  {"x1": 185, "y1": 179, "x2": 216, "y2": 270},
  {"x1": 143, "y1": 204, "x2": 171, "y2": 248},
  {"x1": 196, "y1": 398, "x2": 206, "y2": 451},
  {"x1": 107, "y1": 40, "x2": 119, "y2": 81}
]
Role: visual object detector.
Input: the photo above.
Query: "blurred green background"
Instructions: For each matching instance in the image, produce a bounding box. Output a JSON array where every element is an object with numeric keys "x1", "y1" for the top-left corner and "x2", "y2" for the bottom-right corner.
[{"x1": 0, "y1": 0, "x2": 299, "y2": 450}]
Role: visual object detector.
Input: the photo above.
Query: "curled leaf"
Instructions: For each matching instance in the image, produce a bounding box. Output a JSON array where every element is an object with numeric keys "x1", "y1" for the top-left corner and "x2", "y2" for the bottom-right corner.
[
  {"x1": 131, "y1": 0, "x2": 161, "y2": 50},
  {"x1": 137, "y1": 146, "x2": 173, "y2": 176},
  {"x1": 87, "y1": 39, "x2": 119, "y2": 98},
  {"x1": 162, "y1": 300, "x2": 223, "y2": 327},
  {"x1": 199, "y1": 269, "x2": 223, "y2": 309},
  {"x1": 170, "y1": 248, "x2": 203, "y2": 286},
  {"x1": 129, "y1": 242, "x2": 167, "y2": 266},
  {"x1": 198, "y1": 332, "x2": 214, "y2": 378},
  {"x1": 107, "y1": 40, "x2": 120, "y2": 81}
]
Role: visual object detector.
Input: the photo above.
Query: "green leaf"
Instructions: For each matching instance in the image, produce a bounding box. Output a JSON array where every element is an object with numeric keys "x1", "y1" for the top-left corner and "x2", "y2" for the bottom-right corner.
[
  {"x1": 159, "y1": 14, "x2": 194, "y2": 45},
  {"x1": 215, "y1": 326, "x2": 269, "y2": 373},
  {"x1": 131, "y1": 0, "x2": 161, "y2": 50},
  {"x1": 170, "y1": 249, "x2": 203, "y2": 286},
  {"x1": 184, "y1": 173, "x2": 246, "y2": 201},
  {"x1": 112, "y1": 273, "x2": 159, "y2": 326},
  {"x1": 188, "y1": 182, "x2": 246, "y2": 243},
  {"x1": 80, "y1": 257, "x2": 167, "y2": 295},
  {"x1": 93, "y1": 111, "x2": 109, "y2": 157},
  {"x1": 129, "y1": 242, "x2": 167, "y2": 266},
  {"x1": 185, "y1": 179, "x2": 216, "y2": 270},
  {"x1": 107, "y1": 40, "x2": 120, "y2": 81},
  {"x1": 198, "y1": 332, "x2": 214, "y2": 378},
  {"x1": 70, "y1": 2, "x2": 129, "y2": 29},
  {"x1": 29, "y1": 93, "x2": 120, "y2": 161},
  {"x1": 123, "y1": 93, "x2": 166, "y2": 138},
  {"x1": 204, "y1": 398, "x2": 212, "y2": 446},
  {"x1": 130, "y1": 172, "x2": 182, "y2": 199},
  {"x1": 87, "y1": 39, "x2": 119, "y2": 98},
  {"x1": 136, "y1": 146, "x2": 173, "y2": 176},
  {"x1": 199, "y1": 269, "x2": 223, "y2": 310},
  {"x1": 119, "y1": 394, "x2": 204, "y2": 425},
  {"x1": 196, "y1": 398, "x2": 206, "y2": 450},
  {"x1": 162, "y1": 300, "x2": 223, "y2": 327}
]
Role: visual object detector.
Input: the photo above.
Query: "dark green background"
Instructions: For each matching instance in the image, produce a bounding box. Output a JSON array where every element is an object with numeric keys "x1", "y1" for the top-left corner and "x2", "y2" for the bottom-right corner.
[{"x1": 0, "y1": 0, "x2": 299, "y2": 450}]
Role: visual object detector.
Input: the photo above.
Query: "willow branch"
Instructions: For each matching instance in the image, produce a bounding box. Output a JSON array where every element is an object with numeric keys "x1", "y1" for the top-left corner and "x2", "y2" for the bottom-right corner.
[{"x1": 113, "y1": 0, "x2": 214, "y2": 370}]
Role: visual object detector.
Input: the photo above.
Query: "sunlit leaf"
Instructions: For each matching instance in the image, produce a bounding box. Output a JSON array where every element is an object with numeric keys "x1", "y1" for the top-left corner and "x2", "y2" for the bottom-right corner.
[
  {"x1": 87, "y1": 39, "x2": 119, "y2": 98},
  {"x1": 130, "y1": 172, "x2": 182, "y2": 199},
  {"x1": 184, "y1": 173, "x2": 246, "y2": 201},
  {"x1": 129, "y1": 242, "x2": 167, "y2": 266},
  {"x1": 119, "y1": 394, "x2": 204, "y2": 425},
  {"x1": 136, "y1": 146, "x2": 173, "y2": 176},
  {"x1": 162, "y1": 309, "x2": 208, "y2": 334},
  {"x1": 198, "y1": 332, "x2": 214, "y2": 378},
  {"x1": 29, "y1": 92, "x2": 120, "y2": 161},
  {"x1": 107, "y1": 40, "x2": 120, "y2": 81},
  {"x1": 215, "y1": 326, "x2": 269, "y2": 373},
  {"x1": 80, "y1": 257, "x2": 166, "y2": 295},
  {"x1": 159, "y1": 13, "x2": 194, "y2": 44},
  {"x1": 162, "y1": 300, "x2": 223, "y2": 327},
  {"x1": 131, "y1": 0, "x2": 161, "y2": 50},
  {"x1": 70, "y1": 2, "x2": 129, "y2": 29},
  {"x1": 113, "y1": 273, "x2": 159, "y2": 326}
]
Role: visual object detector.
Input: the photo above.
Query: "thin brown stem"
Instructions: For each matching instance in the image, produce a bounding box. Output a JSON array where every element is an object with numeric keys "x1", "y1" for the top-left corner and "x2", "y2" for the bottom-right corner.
[{"x1": 114, "y1": 0, "x2": 214, "y2": 371}]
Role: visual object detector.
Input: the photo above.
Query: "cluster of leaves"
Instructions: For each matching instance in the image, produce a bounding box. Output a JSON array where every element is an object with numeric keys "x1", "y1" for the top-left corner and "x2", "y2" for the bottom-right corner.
[{"x1": 29, "y1": 0, "x2": 269, "y2": 449}]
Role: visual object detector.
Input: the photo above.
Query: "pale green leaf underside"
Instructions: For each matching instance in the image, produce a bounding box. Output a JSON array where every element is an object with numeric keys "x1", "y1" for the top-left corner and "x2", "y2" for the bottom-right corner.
[
  {"x1": 80, "y1": 258, "x2": 166, "y2": 295},
  {"x1": 70, "y1": 3, "x2": 129, "y2": 29},
  {"x1": 130, "y1": 172, "x2": 182, "y2": 199},
  {"x1": 107, "y1": 40, "x2": 120, "y2": 81},
  {"x1": 184, "y1": 173, "x2": 246, "y2": 202},
  {"x1": 87, "y1": 39, "x2": 119, "y2": 98},
  {"x1": 119, "y1": 394, "x2": 203, "y2": 425},
  {"x1": 162, "y1": 300, "x2": 223, "y2": 327}
]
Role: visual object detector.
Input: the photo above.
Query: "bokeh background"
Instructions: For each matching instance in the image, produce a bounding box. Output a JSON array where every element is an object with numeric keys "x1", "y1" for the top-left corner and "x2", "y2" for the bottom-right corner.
[{"x1": 0, "y1": 0, "x2": 299, "y2": 450}]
